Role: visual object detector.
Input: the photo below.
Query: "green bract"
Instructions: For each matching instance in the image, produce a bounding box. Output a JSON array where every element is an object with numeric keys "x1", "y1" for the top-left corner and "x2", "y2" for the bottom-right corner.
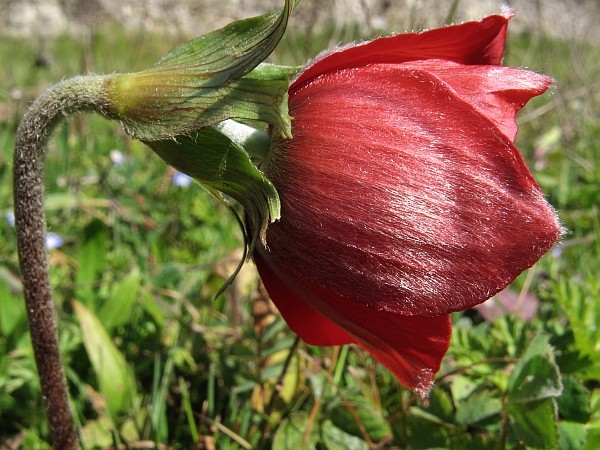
[
  {"x1": 105, "y1": 0, "x2": 295, "y2": 140},
  {"x1": 145, "y1": 126, "x2": 280, "y2": 253},
  {"x1": 103, "y1": 1, "x2": 301, "y2": 261}
]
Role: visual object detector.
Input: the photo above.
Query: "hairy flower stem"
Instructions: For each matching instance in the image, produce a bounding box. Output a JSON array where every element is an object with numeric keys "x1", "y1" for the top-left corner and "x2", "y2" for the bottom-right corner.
[{"x1": 13, "y1": 75, "x2": 110, "y2": 450}]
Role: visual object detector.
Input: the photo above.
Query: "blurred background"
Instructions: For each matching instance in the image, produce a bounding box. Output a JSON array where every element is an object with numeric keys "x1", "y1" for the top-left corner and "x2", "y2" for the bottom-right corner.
[
  {"x1": 1, "y1": 0, "x2": 599, "y2": 41},
  {"x1": 1, "y1": 1, "x2": 599, "y2": 449}
]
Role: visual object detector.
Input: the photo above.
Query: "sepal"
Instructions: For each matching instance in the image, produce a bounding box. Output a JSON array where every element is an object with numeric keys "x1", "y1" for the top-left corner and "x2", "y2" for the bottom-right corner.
[
  {"x1": 105, "y1": 0, "x2": 295, "y2": 140},
  {"x1": 144, "y1": 127, "x2": 280, "y2": 253}
]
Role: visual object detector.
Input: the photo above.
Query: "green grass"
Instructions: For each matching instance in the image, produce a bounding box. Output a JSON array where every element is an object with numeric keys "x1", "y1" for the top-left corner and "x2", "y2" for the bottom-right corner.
[{"x1": 1, "y1": 13, "x2": 600, "y2": 450}]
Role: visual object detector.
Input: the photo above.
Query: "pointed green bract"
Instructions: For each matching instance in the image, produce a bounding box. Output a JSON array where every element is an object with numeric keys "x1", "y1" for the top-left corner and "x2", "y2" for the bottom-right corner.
[
  {"x1": 105, "y1": 0, "x2": 295, "y2": 140},
  {"x1": 154, "y1": 7, "x2": 293, "y2": 83},
  {"x1": 144, "y1": 127, "x2": 280, "y2": 252}
]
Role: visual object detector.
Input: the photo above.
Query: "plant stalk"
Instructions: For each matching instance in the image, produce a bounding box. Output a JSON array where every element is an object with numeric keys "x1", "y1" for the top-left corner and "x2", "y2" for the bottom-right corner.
[{"x1": 13, "y1": 75, "x2": 110, "y2": 450}]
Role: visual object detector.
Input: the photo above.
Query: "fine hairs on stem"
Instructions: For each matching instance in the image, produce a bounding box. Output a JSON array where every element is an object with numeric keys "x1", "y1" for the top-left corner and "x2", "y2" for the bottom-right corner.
[{"x1": 13, "y1": 75, "x2": 110, "y2": 450}]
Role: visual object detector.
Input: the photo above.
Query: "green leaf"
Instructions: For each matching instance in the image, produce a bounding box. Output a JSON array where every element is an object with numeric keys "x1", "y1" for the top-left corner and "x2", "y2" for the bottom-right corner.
[
  {"x1": 330, "y1": 396, "x2": 392, "y2": 442},
  {"x1": 106, "y1": 0, "x2": 295, "y2": 140},
  {"x1": 556, "y1": 376, "x2": 591, "y2": 423},
  {"x1": 80, "y1": 417, "x2": 114, "y2": 449},
  {"x1": 508, "y1": 398, "x2": 559, "y2": 449},
  {"x1": 322, "y1": 420, "x2": 368, "y2": 450},
  {"x1": 558, "y1": 422, "x2": 587, "y2": 450},
  {"x1": 0, "y1": 282, "x2": 25, "y2": 336},
  {"x1": 519, "y1": 332, "x2": 555, "y2": 362},
  {"x1": 555, "y1": 275, "x2": 600, "y2": 368},
  {"x1": 272, "y1": 412, "x2": 319, "y2": 450},
  {"x1": 76, "y1": 218, "x2": 108, "y2": 306},
  {"x1": 449, "y1": 374, "x2": 480, "y2": 403},
  {"x1": 508, "y1": 354, "x2": 563, "y2": 403},
  {"x1": 73, "y1": 301, "x2": 136, "y2": 417},
  {"x1": 508, "y1": 334, "x2": 562, "y2": 403},
  {"x1": 145, "y1": 126, "x2": 280, "y2": 254},
  {"x1": 404, "y1": 406, "x2": 452, "y2": 448},
  {"x1": 455, "y1": 393, "x2": 502, "y2": 426},
  {"x1": 97, "y1": 267, "x2": 141, "y2": 331},
  {"x1": 425, "y1": 388, "x2": 455, "y2": 423},
  {"x1": 582, "y1": 427, "x2": 600, "y2": 450}
]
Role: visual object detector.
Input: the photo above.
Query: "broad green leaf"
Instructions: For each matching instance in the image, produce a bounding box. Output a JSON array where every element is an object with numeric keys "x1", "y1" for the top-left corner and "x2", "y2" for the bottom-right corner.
[
  {"x1": 322, "y1": 420, "x2": 368, "y2": 450},
  {"x1": 80, "y1": 417, "x2": 114, "y2": 449},
  {"x1": 137, "y1": 290, "x2": 166, "y2": 329},
  {"x1": 106, "y1": 0, "x2": 295, "y2": 140},
  {"x1": 582, "y1": 427, "x2": 600, "y2": 450},
  {"x1": 73, "y1": 301, "x2": 136, "y2": 417},
  {"x1": 403, "y1": 406, "x2": 452, "y2": 448},
  {"x1": 555, "y1": 275, "x2": 600, "y2": 372},
  {"x1": 273, "y1": 412, "x2": 319, "y2": 450},
  {"x1": 425, "y1": 388, "x2": 454, "y2": 423},
  {"x1": 76, "y1": 218, "x2": 108, "y2": 306},
  {"x1": 449, "y1": 374, "x2": 479, "y2": 403},
  {"x1": 455, "y1": 393, "x2": 502, "y2": 426},
  {"x1": 98, "y1": 267, "x2": 141, "y2": 331},
  {"x1": 508, "y1": 354, "x2": 563, "y2": 403},
  {"x1": 330, "y1": 396, "x2": 392, "y2": 442},
  {"x1": 308, "y1": 372, "x2": 327, "y2": 401},
  {"x1": 508, "y1": 334, "x2": 562, "y2": 403},
  {"x1": 508, "y1": 398, "x2": 558, "y2": 449},
  {"x1": 558, "y1": 422, "x2": 587, "y2": 450},
  {"x1": 518, "y1": 331, "x2": 555, "y2": 362},
  {"x1": 556, "y1": 376, "x2": 591, "y2": 423},
  {"x1": 0, "y1": 282, "x2": 24, "y2": 336}
]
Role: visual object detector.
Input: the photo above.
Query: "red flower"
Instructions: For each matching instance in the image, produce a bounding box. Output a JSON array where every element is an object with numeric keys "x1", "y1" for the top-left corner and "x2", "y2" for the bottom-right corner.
[{"x1": 254, "y1": 15, "x2": 562, "y2": 396}]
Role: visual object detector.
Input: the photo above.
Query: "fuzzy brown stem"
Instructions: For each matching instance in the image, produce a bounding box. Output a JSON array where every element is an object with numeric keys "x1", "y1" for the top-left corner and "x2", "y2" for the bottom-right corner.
[{"x1": 13, "y1": 75, "x2": 110, "y2": 450}]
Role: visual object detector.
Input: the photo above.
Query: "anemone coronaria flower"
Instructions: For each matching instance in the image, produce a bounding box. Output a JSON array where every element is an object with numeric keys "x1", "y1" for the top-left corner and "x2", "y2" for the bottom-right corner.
[{"x1": 254, "y1": 14, "x2": 562, "y2": 396}]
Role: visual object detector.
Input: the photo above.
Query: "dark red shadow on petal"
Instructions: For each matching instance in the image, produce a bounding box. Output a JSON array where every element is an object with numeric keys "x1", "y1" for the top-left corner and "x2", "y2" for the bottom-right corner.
[
  {"x1": 255, "y1": 254, "x2": 452, "y2": 397},
  {"x1": 293, "y1": 15, "x2": 509, "y2": 90},
  {"x1": 255, "y1": 253, "x2": 354, "y2": 346}
]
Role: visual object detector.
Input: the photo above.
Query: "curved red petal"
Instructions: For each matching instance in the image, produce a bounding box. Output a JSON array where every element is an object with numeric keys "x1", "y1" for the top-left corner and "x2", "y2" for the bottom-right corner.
[
  {"x1": 292, "y1": 15, "x2": 509, "y2": 89},
  {"x1": 261, "y1": 64, "x2": 561, "y2": 317},
  {"x1": 406, "y1": 60, "x2": 553, "y2": 140},
  {"x1": 255, "y1": 254, "x2": 452, "y2": 397},
  {"x1": 254, "y1": 254, "x2": 354, "y2": 346}
]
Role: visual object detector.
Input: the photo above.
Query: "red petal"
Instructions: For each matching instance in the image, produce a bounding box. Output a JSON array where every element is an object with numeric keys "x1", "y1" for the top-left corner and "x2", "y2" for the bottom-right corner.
[
  {"x1": 262, "y1": 64, "x2": 561, "y2": 318},
  {"x1": 293, "y1": 15, "x2": 509, "y2": 89},
  {"x1": 406, "y1": 60, "x2": 553, "y2": 140},
  {"x1": 255, "y1": 254, "x2": 452, "y2": 397},
  {"x1": 255, "y1": 254, "x2": 354, "y2": 346}
]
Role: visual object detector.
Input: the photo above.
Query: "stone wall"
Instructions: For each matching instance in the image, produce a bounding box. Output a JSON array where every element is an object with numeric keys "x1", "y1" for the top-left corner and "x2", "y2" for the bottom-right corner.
[{"x1": 1, "y1": 0, "x2": 598, "y2": 41}]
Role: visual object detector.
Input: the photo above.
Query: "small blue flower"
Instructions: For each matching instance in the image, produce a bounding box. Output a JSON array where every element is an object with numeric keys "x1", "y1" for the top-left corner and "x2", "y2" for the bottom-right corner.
[
  {"x1": 46, "y1": 232, "x2": 64, "y2": 250},
  {"x1": 5, "y1": 211, "x2": 15, "y2": 227},
  {"x1": 172, "y1": 171, "x2": 193, "y2": 188}
]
